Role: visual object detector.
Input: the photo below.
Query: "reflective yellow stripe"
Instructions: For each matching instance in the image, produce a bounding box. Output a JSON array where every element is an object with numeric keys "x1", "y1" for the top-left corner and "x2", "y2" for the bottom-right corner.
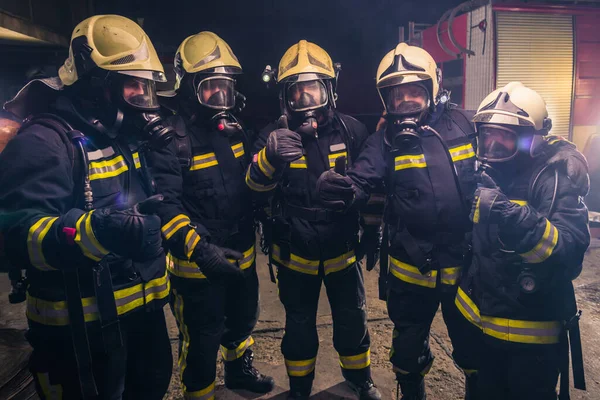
[
  {"x1": 392, "y1": 359, "x2": 432, "y2": 376},
  {"x1": 232, "y1": 142, "x2": 245, "y2": 159},
  {"x1": 168, "y1": 245, "x2": 255, "y2": 279},
  {"x1": 26, "y1": 272, "x2": 169, "y2": 326},
  {"x1": 520, "y1": 219, "x2": 559, "y2": 264},
  {"x1": 449, "y1": 143, "x2": 475, "y2": 162},
  {"x1": 36, "y1": 372, "x2": 63, "y2": 400},
  {"x1": 290, "y1": 155, "x2": 307, "y2": 169},
  {"x1": 455, "y1": 287, "x2": 562, "y2": 344},
  {"x1": 510, "y1": 199, "x2": 528, "y2": 206},
  {"x1": 184, "y1": 229, "x2": 201, "y2": 259},
  {"x1": 323, "y1": 250, "x2": 356, "y2": 275},
  {"x1": 190, "y1": 152, "x2": 218, "y2": 171},
  {"x1": 27, "y1": 216, "x2": 59, "y2": 271},
  {"x1": 440, "y1": 267, "x2": 461, "y2": 286},
  {"x1": 133, "y1": 152, "x2": 141, "y2": 169},
  {"x1": 328, "y1": 151, "x2": 348, "y2": 168},
  {"x1": 389, "y1": 257, "x2": 437, "y2": 288},
  {"x1": 257, "y1": 147, "x2": 275, "y2": 178},
  {"x1": 285, "y1": 357, "x2": 317, "y2": 377},
  {"x1": 339, "y1": 349, "x2": 370, "y2": 370},
  {"x1": 272, "y1": 245, "x2": 319, "y2": 275},
  {"x1": 88, "y1": 155, "x2": 129, "y2": 180},
  {"x1": 472, "y1": 197, "x2": 481, "y2": 224},
  {"x1": 221, "y1": 336, "x2": 255, "y2": 361},
  {"x1": 395, "y1": 154, "x2": 427, "y2": 171},
  {"x1": 74, "y1": 211, "x2": 110, "y2": 262},
  {"x1": 162, "y1": 214, "x2": 191, "y2": 240},
  {"x1": 173, "y1": 290, "x2": 193, "y2": 396},
  {"x1": 184, "y1": 381, "x2": 215, "y2": 400},
  {"x1": 246, "y1": 168, "x2": 278, "y2": 192}
]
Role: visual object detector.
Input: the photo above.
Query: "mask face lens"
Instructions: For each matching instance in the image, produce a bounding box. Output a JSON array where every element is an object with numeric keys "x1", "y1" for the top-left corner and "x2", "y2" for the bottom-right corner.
[
  {"x1": 196, "y1": 76, "x2": 235, "y2": 110},
  {"x1": 122, "y1": 78, "x2": 159, "y2": 109},
  {"x1": 478, "y1": 124, "x2": 519, "y2": 162},
  {"x1": 382, "y1": 83, "x2": 428, "y2": 115},
  {"x1": 287, "y1": 80, "x2": 328, "y2": 112}
]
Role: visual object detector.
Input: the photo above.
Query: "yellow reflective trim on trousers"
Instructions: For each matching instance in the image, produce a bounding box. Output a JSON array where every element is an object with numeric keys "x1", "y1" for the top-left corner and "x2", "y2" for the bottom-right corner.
[
  {"x1": 27, "y1": 216, "x2": 59, "y2": 271},
  {"x1": 184, "y1": 229, "x2": 201, "y2": 259},
  {"x1": 133, "y1": 152, "x2": 141, "y2": 169},
  {"x1": 173, "y1": 290, "x2": 193, "y2": 396},
  {"x1": 26, "y1": 272, "x2": 169, "y2": 326},
  {"x1": 520, "y1": 219, "x2": 559, "y2": 264},
  {"x1": 324, "y1": 250, "x2": 356, "y2": 275},
  {"x1": 290, "y1": 155, "x2": 307, "y2": 169},
  {"x1": 257, "y1": 147, "x2": 275, "y2": 178},
  {"x1": 395, "y1": 154, "x2": 427, "y2": 171},
  {"x1": 339, "y1": 349, "x2": 370, "y2": 370},
  {"x1": 36, "y1": 372, "x2": 63, "y2": 400},
  {"x1": 162, "y1": 214, "x2": 191, "y2": 240},
  {"x1": 74, "y1": 211, "x2": 110, "y2": 262},
  {"x1": 190, "y1": 152, "x2": 218, "y2": 171},
  {"x1": 221, "y1": 336, "x2": 255, "y2": 361},
  {"x1": 449, "y1": 144, "x2": 475, "y2": 162},
  {"x1": 232, "y1": 142, "x2": 245, "y2": 158},
  {"x1": 88, "y1": 155, "x2": 129, "y2": 180},
  {"x1": 184, "y1": 381, "x2": 215, "y2": 400},
  {"x1": 389, "y1": 257, "x2": 437, "y2": 288},
  {"x1": 285, "y1": 357, "x2": 317, "y2": 377},
  {"x1": 440, "y1": 267, "x2": 461, "y2": 286},
  {"x1": 472, "y1": 197, "x2": 481, "y2": 224},
  {"x1": 272, "y1": 244, "x2": 319, "y2": 275},
  {"x1": 246, "y1": 168, "x2": 278, "y2": 192},
  {"x1": 328, "y1": 151, "x2": 348, "y2": 168},
  {"x1": 455, "y1": 286, "x2": 482, "y2": 328}
]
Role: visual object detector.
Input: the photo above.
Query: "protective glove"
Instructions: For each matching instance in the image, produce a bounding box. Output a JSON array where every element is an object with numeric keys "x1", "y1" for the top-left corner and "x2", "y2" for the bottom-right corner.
[
  {"x1": 265, "y1": 128, "x2": 304, "y2": 166},
  {"x1": 316, "y1": 169, "x2": 356, "y2": 211},
  {"x1": 470, "y1": 171, "x2": 519, "y2": 226},
  {"x1": 357, "y1": 226, "x2": 382, "y2": 271},
  {"x1": 192, "y1": 240, "x2": 244, "y2": 282},
  {"x1": 91, "y1": 195, "x2": 164, "y2": 261},
  {"x1": 546, "y1": 139, "x2": 590, "y2": 197},
  {"x1": 233, "y1": 90, "x2": 246, "y2": 114}
]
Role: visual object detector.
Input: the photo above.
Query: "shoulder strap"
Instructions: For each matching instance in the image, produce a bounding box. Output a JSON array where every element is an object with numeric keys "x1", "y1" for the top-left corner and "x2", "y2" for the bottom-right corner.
[{"x1": 333, "y1": 111, "x2": 357, "y2": 165}]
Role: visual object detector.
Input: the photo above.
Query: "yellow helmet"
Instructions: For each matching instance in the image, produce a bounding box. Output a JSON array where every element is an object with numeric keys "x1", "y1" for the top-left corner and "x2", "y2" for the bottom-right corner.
[
  {"x1": 173, "y1": 31, "x2": 242, "y2": 91},
  {"x1": 376, "y1": 43, "x2": 440, "y2": 112},
  {"x1": 277, "y1": 40, "x2": 336, "y2": 82},
  {"x1": 473, "y1": 82, "x2": 551, "y2": 131},
  {"x1": 474, "y1": 82, "x2": 552, "y2": 163},
  {"x1": 58, "y1": 15, "x2": 165, "y2": 86}
]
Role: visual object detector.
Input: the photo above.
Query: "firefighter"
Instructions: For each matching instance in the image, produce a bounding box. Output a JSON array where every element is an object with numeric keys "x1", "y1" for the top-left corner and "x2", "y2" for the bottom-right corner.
[
  {"x1": 0, "y1": 15, "x2": 174, "y2": 399},
  {"x1": 457, "y1": 82, "x2": 589, "y2": 399},
  {"x1": 316, "y1": 42, "x2": 482, "y2": 399},
  {"x1": 146, "y1": 32, "x2": 274, "y2": 398},
  {"x1": 246, "y1": 40, "x2": 381, "y2": 400}
]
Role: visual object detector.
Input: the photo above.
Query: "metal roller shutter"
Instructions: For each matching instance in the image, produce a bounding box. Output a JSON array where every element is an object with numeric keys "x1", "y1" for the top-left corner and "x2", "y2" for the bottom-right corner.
[{"x1": 496, "y1": 12, "x2": 574, "y2": 137}]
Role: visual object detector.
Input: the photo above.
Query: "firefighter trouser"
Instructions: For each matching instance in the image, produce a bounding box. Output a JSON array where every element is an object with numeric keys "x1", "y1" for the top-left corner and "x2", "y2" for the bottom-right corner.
[
  {"x1": 170, "y1": 264, "x2": 259, "y2": 398},
  {"x1": 277, "y1": 261, "x2": 371, "y2": 385},
  {"x1": 387, "y1": 285, "x2": 480, "y2": 376},
  {"x1": 477, "y1": 342, "x2": 560, "y2": 400},
  {"x1": 28, "y1": 308, "x2": 172, "y2": 400}
]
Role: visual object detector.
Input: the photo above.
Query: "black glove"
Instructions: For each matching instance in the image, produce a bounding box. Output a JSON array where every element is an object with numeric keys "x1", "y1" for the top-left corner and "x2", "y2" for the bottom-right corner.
[
  {"x1": 357, "y1": 227, "x2": 381, "y2": 271},
  {"x1": 91, "y1": 195, "x2": 164, "y2": 261},
  {"x1": 547, "y1": 141, "x2": 590, "y2": 197},
  {"x1": 316, "y1": 169, "x2": 356, "y2": 211},
  {"x1": 192, "y1": 240, "x2": 244, "y2": 282},
  {"x1": 265, "y1": 120, "x2": 303, "y2": 165},
  {"x1": 470, "y1": 171, "x2": 519, "y2": 225},
  {"x1": 233, "y1": 90, "x2": 246, "y2": 114}
]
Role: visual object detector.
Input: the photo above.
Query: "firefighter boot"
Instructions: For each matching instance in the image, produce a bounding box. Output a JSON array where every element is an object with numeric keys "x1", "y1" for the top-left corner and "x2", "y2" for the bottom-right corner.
[
  {"x1": 347, "y1": 379, "x2": 382, "y2": 400},
  {"x1": 224, "y1": 349, "x2": 275, "y2": 393},
  {"x1": 464, "y1": 372, "x2": 479, "y2": 400},
  {"x1": 396, "y1": 374, "x2": 426, "y2": 400},
  {"x1": 288, "y1": 375, "x2": 313, "y2": 399}
]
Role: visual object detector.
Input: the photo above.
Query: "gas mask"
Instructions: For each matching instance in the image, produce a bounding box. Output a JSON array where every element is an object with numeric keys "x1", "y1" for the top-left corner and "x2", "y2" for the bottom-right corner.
[
  {"x1": 282, "y1": 76, "x2": 331, "y2": 137},
  {"x1": 379, "y1": 82, "x2": 431, "y2": 150}
]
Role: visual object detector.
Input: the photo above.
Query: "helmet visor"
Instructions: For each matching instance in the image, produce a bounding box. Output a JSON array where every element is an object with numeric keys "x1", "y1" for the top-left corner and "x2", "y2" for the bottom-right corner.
[
  {"x1": 477, "y1": 124, "x2": 520, "y2": 163},
  {"x1": 196, "y1": 76, "x2": 236, "y2": 110},
  {"x1": 286, "y1": 79, "x2": 328, "y2": 112},
  {"x1": 380, "y1": 83, "x2": 429, "y2": 116},
  {"x1": 122, "y1": 77, "x2": 159, "y2": 110}
]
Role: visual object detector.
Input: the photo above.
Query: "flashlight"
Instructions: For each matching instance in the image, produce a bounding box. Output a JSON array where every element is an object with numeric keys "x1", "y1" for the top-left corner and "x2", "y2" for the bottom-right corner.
[{"x1": 261, "y1": 65, "x2": 276, "y2": 86}]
